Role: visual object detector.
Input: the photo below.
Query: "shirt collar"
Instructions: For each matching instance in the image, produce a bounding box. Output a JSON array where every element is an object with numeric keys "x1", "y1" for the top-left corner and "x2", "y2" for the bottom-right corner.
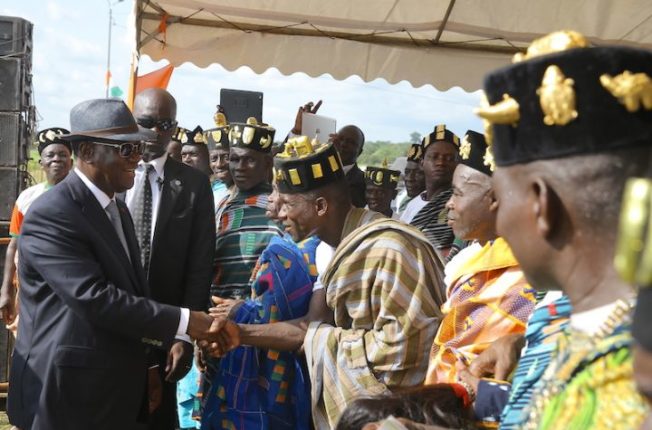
[
  {"x1": 139, "y1": 152, "x2": 167, "y2": 179},
  {"x1": 74, "y1": 167, "x2": 113, "y2": 210},
  {"x1": 343, "y1": 163, "x2": 354, "y2": 174}
]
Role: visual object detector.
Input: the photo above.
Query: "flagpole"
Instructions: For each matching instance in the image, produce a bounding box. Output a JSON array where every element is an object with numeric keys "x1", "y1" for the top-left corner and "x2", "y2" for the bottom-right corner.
[{"x1": 105, "y1": 3, "x2": 112, "y2": 98}]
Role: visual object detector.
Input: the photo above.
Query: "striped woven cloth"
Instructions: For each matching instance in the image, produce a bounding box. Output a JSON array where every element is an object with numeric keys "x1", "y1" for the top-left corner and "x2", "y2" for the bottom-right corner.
[
  {"x1": 304, "y1": 208, "x2": 447, "y2": 429},
  {"x1": 409, "y1": 188, "x2": 455, "y2": 251}
]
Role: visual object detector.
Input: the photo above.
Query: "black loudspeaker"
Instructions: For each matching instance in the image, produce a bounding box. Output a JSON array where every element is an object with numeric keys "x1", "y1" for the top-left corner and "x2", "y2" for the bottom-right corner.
[
  {"x1": 0, "y1": 16, "x2": 32, "y2": 57},
  {"x1": 0, "y1": 113, "x2": 28, "y2": 167},
  {"x1": 0, "y1": 58, "x2": 31, "y2": 111},
  {"x1": 0, "y1": 168, "x2": 27, "y2": 220}
]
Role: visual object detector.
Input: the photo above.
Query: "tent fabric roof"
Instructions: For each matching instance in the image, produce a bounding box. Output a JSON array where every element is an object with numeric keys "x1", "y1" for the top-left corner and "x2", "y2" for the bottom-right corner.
[{"x1": 135, "y1": 0, "x2": 652, "y2": 91}]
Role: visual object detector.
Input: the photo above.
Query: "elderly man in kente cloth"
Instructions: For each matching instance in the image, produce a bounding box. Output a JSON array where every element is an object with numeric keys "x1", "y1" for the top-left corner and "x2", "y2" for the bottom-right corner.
[
  {"x1": 424, "y1": 130, "x2": 536, "y2": 387},
  {"x1": 203, "y1": 144, "x2": 321, "y2": 429},
  {"x1": 401, "y1": 124, "x2": 459, "y2": 259},
  {"x1": 364, "y1": 160, "x2": 401, "y2": 218},
  {"x1": 205, "y1": 136, "x2": 447, "y2": 429},
  {"x1": 468, "y1": 30, "x2": 651, "y2": 429}
]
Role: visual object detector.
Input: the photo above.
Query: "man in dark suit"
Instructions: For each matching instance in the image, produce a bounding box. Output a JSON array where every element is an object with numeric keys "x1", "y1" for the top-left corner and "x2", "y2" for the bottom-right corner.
[
  {"x1": 7, "y1": 99, "x2": 221, "y2": 430},
  {"x1": 130, "y1": 88, "x2": 215, "y2": 430},
  {"x1": 331, "y1": 125, "x2": 366, "y2": 208}
]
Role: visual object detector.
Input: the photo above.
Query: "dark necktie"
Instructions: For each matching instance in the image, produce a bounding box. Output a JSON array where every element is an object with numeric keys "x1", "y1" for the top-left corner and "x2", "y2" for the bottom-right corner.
[
  {"x1": 133, "y1": 164, "x2": 154, "y2": 274},
  {"x1": 106, "y1": 200, "x2": 130, "y2": 261}
]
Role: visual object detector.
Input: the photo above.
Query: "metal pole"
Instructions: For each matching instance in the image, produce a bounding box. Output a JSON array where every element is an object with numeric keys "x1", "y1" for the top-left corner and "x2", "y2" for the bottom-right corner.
[{"x1": 106, "y1": 4, "x2": 112, "y2": 98}]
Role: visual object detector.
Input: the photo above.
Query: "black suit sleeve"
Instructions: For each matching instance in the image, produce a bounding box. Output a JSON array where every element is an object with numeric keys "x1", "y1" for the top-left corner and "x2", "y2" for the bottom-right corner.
[
  {"x1": 19, "y1": 207, "x2": 181, "y2": 348},
  {"x1": 181, "y1": 175, "x2": 216, "y2": 311}
]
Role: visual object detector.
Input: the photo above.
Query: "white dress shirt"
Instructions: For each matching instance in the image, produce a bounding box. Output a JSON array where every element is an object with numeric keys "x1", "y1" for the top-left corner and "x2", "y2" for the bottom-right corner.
[{"x1": 74, "y1": 167, "x2": 189, "y2": 338}]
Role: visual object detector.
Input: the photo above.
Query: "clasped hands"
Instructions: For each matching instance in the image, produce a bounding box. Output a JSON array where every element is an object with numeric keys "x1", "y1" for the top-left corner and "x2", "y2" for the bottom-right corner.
[{"x1": 186, "y1": 297, "x2": 244, "y2": 357}]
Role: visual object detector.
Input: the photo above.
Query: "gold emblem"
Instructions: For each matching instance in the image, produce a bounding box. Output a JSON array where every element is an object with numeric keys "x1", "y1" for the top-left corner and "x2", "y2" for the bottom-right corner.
[
  {"x1": 408, "y1": 146, "x2": 417, "y2": 159},
  {"x1": 436, "y1": 130, "x2": 445, "y2": 140},
  {"x1": 229, "y1": 126, "x2": 242, "y2": 144},
  {"x1": 293, "y1": 136, "x2": 315, "y2": 157},
  {"x1": 390, "y1": 173, "x2": 400, "y2": 184},
  {"x1": 475, "y1": 93, "x2": 520, "y2": 128},
  {"x1": 179, "y1": 130, "x2": 188, "y2": 144},
  {"x1": 259, "y1": 134, "x2": 272, "y2": 149},
  {"x1": 193, "y1": 132, "x2": 204, "y2": 143},
  {"x1": 435, "y1": 124, "x2": 445, "y2": 133},
  {"x1": 483, "y1": 146, "x2": 496, "y2": 172},
  {"x1": 211, "y1": 130, "x2": 222, "y2": 142},
  {"x1": 289, "y1": 168, "x2": 301, "y2": 185},
  {"x1": 600, "y1": 71, "x2": 652, "y2": 113},
  {"x1": 513, "y1": 30, "x2": 589, "y2": 63},
  {"x1": 312, "y1": 163, "x2": 324, "y2": 179},
  {"x1": 274, "y1": 169, "x2": 285, "y2": 183},
  {"x1": 328, "y1": 155, "x2": 339, "y2": 172},
  {"x1": 537, "y1": 65, "x2": 578, "y2": 126},
  {"x1": 242, "y1": 126, "x2": 255, "y2": 145},
  {"x1": 381, "y1": 158, "x2": 389, "y2": 168},
  {"x1": 423, "y1": 134, "x2": 431, "y2": 149},
  {"x1": 375, "y1": 171, "x2": 384, "y2": 184},
  {"x1": 459, "y1": 135, "x2": 472, "y2": 159},
  {"x1": 475, "y1": 92, "x2": 494, "y2": 146},
  {"x1": 214, "y1": 112, "x2": 227, "y2": 127},
  {"x1": 246, "y1": 117, "x2": 258, "y2": 125}
]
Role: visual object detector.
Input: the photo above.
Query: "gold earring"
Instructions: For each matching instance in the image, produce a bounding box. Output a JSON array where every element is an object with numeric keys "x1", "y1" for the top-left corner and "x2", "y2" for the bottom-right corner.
[{"x1": 615, "y1": 178, "x2": 652, "y2": 285}]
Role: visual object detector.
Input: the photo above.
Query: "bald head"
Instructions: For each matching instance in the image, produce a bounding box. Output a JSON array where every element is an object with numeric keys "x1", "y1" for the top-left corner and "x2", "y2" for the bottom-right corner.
[
  {"x1": 333, "y1": 125, "x2": 365, "y2": 166},
  {"x1": 134, "y1": 88, "x2": 177, "y2": 120},
  {"x1": 133, "y1": 88, "x2": 178, "y2": 160}
]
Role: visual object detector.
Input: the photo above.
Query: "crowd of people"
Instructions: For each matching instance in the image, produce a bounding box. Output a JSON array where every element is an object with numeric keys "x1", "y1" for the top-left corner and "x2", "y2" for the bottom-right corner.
[{"x1": 2, "y1": 30, "x2": 652, "y2": 430}]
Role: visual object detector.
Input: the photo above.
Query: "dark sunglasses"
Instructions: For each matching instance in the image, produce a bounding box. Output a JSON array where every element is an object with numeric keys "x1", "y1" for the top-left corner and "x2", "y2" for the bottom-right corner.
[
  {"x1": 136, "y1": 117, "x2": 178, "y2": 131},
  {"x1": 93, "y1": 141, "x2": 146, "y2": 158}
]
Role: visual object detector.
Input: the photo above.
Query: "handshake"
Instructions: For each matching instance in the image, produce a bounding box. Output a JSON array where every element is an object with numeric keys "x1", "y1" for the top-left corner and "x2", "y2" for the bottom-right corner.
[{"x1": 185, "y1": 298, "x2": 243, "y2": 357}]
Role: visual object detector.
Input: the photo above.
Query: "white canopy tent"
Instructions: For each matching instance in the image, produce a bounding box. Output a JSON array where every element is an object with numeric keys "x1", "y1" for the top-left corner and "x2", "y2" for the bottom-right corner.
[{"x1": 134, "y1": 0, "x2": 652, "y2": 91}]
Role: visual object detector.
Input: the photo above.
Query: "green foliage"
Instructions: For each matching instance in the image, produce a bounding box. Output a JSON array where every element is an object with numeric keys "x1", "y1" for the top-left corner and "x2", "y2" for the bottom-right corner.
[{"x1": 358, "y1": 141, "x2": 411, "y2": 167}]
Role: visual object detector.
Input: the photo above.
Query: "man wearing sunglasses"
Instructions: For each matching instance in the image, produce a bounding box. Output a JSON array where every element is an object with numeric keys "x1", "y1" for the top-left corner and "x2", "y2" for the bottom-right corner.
[
  {"x1": 129, "y1": 88, "x2": 215, "y2": 430},
  {"x1": 7, "y1": 98, "x2": 223, "y2": 430}
]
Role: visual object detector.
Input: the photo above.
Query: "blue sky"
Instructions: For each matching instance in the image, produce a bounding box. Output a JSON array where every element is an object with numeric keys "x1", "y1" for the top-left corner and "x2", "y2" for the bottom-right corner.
[{"x1": 3, "y1": 0, "x2": 483, "y2": 143}]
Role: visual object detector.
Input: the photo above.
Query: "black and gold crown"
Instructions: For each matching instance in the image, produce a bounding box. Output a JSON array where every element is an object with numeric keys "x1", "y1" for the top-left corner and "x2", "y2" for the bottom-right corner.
[
  {"x1": 179, "y1": 126, "x2": 206, "y2": 146},
  {"x1": 458, "y1": 130, "x2": 493, "y2": 176},
  {"x1": 365, "y1": 159, "x2": 401, "y2": 190},
  {"x1": 204, "y1": 113, "x2": 230, "y2": 150},
  {"x1": 274, "y1": 136, "x2": 345, "y2": 193},
  {"x1": 422, "y1": 124, "x2": 460, "y2": 152},
  {"x1": 36, "y1": 127, "x2": 72, "y2": 154},
  {"x1": 406, "y1": 143, "x2": 423, "y2": 162},
  {"x1": 171, "y1": 126, "x2": 188, "y2": 143},
  {"x1": 476, "y1": 30, "x2": 652, "y2": 167},
  {"x1": 228, "y1": 117, "x2": 275, "y2": 153}
]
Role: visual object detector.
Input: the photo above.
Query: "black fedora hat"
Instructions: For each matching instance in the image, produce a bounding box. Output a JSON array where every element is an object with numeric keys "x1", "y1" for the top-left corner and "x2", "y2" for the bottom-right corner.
[{"x1": 60, "y1": 98, "x2": 157, "y2": 142}]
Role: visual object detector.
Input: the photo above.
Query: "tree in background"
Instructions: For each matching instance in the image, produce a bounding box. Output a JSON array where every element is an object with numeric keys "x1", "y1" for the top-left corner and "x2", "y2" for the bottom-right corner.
[{"x1": 409, "y1": 131, "x2": 422, "y2": 145}]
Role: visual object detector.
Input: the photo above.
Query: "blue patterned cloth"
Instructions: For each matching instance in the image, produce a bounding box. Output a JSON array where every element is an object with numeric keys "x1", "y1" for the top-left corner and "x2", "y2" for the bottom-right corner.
[
  {"x1": 473, "y1": 294, "x2": 572, "y2": 428},
  {"x1": 201, "y1": 235, "x2": 319, "y2": 430}
]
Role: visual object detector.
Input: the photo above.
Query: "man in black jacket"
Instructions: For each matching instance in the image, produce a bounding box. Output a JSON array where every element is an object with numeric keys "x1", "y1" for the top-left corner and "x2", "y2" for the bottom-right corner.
[{"x1": 130, "y1": 88, "x2": 216, "y2": 430}]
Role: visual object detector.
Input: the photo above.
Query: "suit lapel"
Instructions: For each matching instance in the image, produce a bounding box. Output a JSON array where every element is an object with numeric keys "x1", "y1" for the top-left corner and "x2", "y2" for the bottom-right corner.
[
  {"x1": 153, "y1": 158, "x2": 183, "y2": 248},
  {"x1": 67, "y1": 172, "x2": 142, "y2": 295}
]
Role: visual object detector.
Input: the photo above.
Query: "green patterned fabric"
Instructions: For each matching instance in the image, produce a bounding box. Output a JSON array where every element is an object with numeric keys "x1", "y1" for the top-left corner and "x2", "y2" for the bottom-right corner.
[{"x1": 211, "y1": 183, "x2": 283, "y2": 299}]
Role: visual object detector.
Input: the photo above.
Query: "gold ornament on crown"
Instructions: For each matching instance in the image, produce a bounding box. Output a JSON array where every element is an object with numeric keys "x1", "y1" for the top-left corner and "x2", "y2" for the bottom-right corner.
[
  {"x1": 483, "y1": 146, "x2": 496, "y2": 172},
  {"x1": 459, "y1": 134, "x2": 472, "y2": 159},
  {"x1": 475, "y1": 93, "x2": 520, "y2": 130},
  {"x1": 537, "y1": 65, "x2": 578, "y2": 126},
  {"x1": 229, "y1": 126, "x2": 242, "y2": 144},
  {"x1": 259, "y1": 134, "x2": 271, "y2": 149},
  {"x1": 513, "y1": 30, "x2": 589, "y2": 63},
  {"x1": 214, "y1": 112, "x2": 227, "y2": 127},
  {"x1": 600, "y1": 71, "x2": 652, "y2": 113},
  {"x1": 211, "y1": 130, "x2": 222, "y2": 142}
]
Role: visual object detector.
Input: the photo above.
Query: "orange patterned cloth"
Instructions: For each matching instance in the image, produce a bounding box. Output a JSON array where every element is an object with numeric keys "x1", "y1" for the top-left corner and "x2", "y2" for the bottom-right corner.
[{"x1": 425, "y1": 237, "x2": 536, "y2": 384}]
